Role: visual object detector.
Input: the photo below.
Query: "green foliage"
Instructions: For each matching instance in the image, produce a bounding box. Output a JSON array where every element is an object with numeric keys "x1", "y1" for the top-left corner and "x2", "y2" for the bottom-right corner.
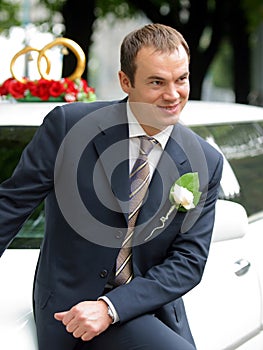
[
  {"x1": 96, "y1": 0, "x2": 138, "y2": 18},
  {"x1": 242, "y1": 0, "x2": 263, "y2": 31},
  {"x1": 0, "y1": 0, "x2": 21, "y2": 33},
  {"x1": 210, "y1": 40, "x2": 233, "y2": 89},
  {"x1": 1, "y1": 0, "x2": 263, "y2": 34},
  {"x1": 40, "y1": 0, "x2": 139, "y2": 21},
  {"x1": 40, "y1": 0, "x2": 65, "y2": 13}
]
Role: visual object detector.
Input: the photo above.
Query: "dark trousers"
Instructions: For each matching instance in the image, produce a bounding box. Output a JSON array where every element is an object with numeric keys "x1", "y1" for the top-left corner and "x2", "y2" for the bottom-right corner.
[{"x1": 76, "y1": 314, "x2": 196, "y2": 350}]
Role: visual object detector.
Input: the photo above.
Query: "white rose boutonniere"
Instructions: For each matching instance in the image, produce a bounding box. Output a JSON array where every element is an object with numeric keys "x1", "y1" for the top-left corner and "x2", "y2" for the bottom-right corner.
[
  {"x1": 169, "y1": 172, "x2": 201, "y2": 212},
  {"x1": 145, "y1": 172, "x2": 201, "y2": 241}
]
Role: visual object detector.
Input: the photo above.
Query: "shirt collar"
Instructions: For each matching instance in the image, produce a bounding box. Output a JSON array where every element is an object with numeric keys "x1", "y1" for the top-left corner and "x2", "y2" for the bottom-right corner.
[{"x1": 127, "y1": 102, "x2": 173, "y2": 150}]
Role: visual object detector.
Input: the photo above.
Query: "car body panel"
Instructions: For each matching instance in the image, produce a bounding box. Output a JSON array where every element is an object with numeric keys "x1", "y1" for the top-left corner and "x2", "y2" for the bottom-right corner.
[
  {"x1": 0, "y1": 249, "x2": 38, "y2": 349},
  {"x1": 184, "y1": 202, "x2": 262, "y2": 350}
]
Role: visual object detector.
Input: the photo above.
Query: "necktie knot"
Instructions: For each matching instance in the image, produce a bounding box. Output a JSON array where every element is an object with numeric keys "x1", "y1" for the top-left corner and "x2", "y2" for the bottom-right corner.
[{"x1": 139, "y1": 136, "x2": 157, "y2": 156}]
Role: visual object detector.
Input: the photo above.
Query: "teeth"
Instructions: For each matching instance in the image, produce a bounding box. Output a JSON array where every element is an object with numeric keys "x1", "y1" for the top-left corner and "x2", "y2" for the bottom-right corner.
[{"x1": 159, "y1": 105, "x2": 178, "y2": 111}]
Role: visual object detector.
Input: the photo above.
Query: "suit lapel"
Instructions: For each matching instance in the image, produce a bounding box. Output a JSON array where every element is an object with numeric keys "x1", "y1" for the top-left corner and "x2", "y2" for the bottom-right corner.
[{"x1": 92, "y1": 102, "x2": 130, "y2": 221}]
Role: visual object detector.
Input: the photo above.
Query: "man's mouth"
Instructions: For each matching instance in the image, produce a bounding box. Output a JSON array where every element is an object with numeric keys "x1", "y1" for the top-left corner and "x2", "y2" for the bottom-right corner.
[{"x1": 158, "y1": 103, "x2": 180, "y2": 114}]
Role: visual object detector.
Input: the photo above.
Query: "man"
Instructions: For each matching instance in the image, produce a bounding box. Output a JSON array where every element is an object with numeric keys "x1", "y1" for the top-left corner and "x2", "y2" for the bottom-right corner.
[{"x1": 0, "y1": 24, "x2": 223, "y2": 349}]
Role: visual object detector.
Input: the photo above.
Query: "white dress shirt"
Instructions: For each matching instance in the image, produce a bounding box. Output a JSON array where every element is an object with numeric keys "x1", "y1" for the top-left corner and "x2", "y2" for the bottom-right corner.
[
  {"x1": 127, "y1": 103, "x2": 173, "y2": 177},
  {"x1": 99, "y1": 102, "x2": 173, "y2": 323}
]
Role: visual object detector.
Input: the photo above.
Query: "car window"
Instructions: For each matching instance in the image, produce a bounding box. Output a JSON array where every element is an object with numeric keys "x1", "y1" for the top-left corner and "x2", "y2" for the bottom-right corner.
[
  {"x1": 0, "y1": 126, "x2": 44, "y2": 249},
  {"x1": 191, "y1": 121, "x2": 263, "y2": 216}
]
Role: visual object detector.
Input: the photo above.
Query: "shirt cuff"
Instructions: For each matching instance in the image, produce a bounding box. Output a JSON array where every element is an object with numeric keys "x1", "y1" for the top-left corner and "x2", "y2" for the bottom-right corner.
[{"x1": 98, "y1": 296, "x2": 120, "y2": 324}]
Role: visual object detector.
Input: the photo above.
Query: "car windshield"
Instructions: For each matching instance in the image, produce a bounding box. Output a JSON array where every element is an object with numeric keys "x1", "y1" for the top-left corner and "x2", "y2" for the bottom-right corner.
[
  {"x1": 1, "y1": 121, "x2": 263, "y2": 249},
  {"x1": 0, "y1": 125, "x2": 44, "y2": 249},
  {"x1": 191, "y1": 121, "x2": 263, "y2": 217}
]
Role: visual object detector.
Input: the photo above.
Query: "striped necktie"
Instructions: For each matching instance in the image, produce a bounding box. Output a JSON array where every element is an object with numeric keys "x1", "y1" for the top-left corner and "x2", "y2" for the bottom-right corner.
[{"x1": 114, "y1": 136, "x2": 157, "y2": 285}]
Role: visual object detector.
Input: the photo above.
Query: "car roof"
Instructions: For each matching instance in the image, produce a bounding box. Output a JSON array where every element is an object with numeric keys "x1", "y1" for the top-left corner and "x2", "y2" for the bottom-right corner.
[
  {"x1": 180, "y1": 101, "x2": 263, "y2": 126},
  {"x1": 1, "y1": 100, "x2": 263, "y2": 126},
  {"x1": 0, "y1": 102, "x2": 65, "y2": 126}
]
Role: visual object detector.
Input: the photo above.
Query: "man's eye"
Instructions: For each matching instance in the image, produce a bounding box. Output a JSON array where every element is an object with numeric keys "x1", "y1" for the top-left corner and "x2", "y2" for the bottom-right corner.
[
  {"x1": 151, "y1": 81, "x2": 163, "y2": 86},
  {"x1": 178, "y1": 76, "x2": 188, "y2": 82}
]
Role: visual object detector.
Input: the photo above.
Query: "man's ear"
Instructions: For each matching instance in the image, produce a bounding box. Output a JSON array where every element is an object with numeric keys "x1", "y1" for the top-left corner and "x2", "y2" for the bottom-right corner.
[{"x1": 118, "y1": 71, "x2": 132, "y2": 93}]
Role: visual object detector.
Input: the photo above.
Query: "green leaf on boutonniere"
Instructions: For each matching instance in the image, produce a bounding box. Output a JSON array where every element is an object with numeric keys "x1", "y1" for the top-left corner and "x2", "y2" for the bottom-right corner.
[
  {"x1": 145, "y1": 172, "x2": 202, "y2": 241},
  {"x1": 169, "y1": 172, "x2": 202, "y2": 212}
]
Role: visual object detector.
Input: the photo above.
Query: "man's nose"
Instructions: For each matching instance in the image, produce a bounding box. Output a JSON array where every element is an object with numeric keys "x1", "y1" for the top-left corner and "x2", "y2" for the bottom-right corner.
[{"x1": 162, "y1": 85, "x2": 180, "y2": 100}]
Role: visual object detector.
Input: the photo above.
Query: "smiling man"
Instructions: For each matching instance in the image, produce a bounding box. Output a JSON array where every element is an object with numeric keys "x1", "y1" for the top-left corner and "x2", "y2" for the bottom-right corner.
[
  {"x1": 119, "y1": 25, "x2": 190, "y2": 137},
  {"x1": 0, "y1": 24, "x2": 223, "y2": 350}
]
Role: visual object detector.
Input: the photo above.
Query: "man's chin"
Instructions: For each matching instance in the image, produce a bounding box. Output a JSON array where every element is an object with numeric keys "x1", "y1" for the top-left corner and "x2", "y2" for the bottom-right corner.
[{"x1": 140, "y1": 124, "x2": 163, "y2": 136}]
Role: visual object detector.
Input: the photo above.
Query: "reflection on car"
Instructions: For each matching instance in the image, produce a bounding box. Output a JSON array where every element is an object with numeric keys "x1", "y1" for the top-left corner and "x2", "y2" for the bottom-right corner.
[{"x1": 0, "y1": 100, "x2": 263, "y2": 349}]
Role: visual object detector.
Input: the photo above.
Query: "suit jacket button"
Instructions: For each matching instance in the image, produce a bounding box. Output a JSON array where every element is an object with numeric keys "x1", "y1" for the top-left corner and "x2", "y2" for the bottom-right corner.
[
  {"x1": 99, "y1": 269, "x2": 108, "y2": 278},
  {"x1": 115, "y1": 231, "x2": 123, "y2": 239}
]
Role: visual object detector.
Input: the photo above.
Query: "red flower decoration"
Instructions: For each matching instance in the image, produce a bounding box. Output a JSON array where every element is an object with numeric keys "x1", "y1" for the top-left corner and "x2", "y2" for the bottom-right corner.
[
  {"x1": 0, "y1": 77, "x2": 96, "y2": 102},
  {"x1": 8, "y1": 79, "x2": 28, "y2": 99},
  {"x1": 0, "y1": 78, "x2": 13, "y2": 95},
  {"x1": 50, "y1": 80, "x2": 65, "y2": 97}
]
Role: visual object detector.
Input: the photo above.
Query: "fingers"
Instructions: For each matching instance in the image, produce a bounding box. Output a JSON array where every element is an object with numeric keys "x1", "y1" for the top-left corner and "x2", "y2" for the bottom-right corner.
[
  {"x1": 73, "y1": 324, "x2": 100, "y2": 341},
  {"x1": 54, "y1": 309, "x2": 77, "y2": 332},
  {"x1": 54, "y1": 301, "x2": 111, "y2": 341},
  {"x1": 54, "y1": 309, "x2": 87, "y2": 338},
  {"x1": 54, "y1": 311, "x2": 67, "y2": 321},
  {"x1": 56, "y1": 309, "x2": 74, "y2": 325}
]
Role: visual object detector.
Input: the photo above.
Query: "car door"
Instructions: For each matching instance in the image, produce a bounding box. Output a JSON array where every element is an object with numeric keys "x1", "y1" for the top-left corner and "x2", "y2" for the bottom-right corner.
[{"x1": 183, "y1": 200, "x2": 262, "y2": 350}]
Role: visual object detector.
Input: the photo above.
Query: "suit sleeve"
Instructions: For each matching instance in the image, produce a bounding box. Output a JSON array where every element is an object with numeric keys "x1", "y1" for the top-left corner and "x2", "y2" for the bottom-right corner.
[
  {"x1": 0, "y1": 106, "x2": 66, "y2": 256},
  {"x1": 106, "y1": 151, "x2": 224, "y2": 323}
]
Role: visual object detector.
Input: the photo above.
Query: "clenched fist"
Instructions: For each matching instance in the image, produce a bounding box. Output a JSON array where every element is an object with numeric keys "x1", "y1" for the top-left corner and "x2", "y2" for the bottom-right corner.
[{"x1": 54, "y1": 300, "x2": 112, "y2": 341}]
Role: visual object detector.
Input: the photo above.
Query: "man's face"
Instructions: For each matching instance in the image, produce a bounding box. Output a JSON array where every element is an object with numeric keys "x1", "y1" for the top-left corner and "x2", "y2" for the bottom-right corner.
[{"x1": 119, "y1": 45, "x2": 190, "y2": 135}]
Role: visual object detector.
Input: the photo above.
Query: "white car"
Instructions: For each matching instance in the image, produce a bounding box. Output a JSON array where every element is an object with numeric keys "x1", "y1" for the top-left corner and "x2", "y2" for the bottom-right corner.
[{"x1": 0, "y1": 101, "x2": 263, "y2": 350}]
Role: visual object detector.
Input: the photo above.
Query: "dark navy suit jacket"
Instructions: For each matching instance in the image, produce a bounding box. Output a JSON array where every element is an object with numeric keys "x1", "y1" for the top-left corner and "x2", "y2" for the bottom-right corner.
[{"x1": 0, "y1": 100, "x2": 223, "y2": 349}]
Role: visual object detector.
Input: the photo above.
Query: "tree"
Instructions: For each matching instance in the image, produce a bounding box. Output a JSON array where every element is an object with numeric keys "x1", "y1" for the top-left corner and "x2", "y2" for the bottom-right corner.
[
  {"x1": 0, "y1": 0, "x2": 20, "y2": 32},
  {"x1": 61, "y1": 0, "x2": 96, "y2": 80},
  {"x1": 1, "y1": 0, "x2": 262, "y2": 103},
  {"x1": 123, "y1": 0, "x2": 254, "y2": 102},
  {"x1": 94, "y1": 0, "x2": 263, "y2": 103}
]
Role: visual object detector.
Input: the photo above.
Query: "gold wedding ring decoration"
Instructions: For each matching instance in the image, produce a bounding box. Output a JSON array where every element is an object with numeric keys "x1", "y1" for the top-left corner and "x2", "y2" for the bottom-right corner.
[{"x1": 10, "y1": 38, "x2": 86, "y2": 83}]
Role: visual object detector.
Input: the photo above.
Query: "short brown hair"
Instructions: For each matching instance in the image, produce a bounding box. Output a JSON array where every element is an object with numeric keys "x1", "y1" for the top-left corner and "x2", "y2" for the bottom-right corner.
[{"x1": 120, "y1": 23, "x2": 190, "y2": 86}]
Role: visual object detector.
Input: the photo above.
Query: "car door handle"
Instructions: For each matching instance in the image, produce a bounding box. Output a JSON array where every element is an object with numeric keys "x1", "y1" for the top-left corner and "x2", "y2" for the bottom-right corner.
[{"x1": 234, "y1": 259, "x2": 251, "y2": 276}]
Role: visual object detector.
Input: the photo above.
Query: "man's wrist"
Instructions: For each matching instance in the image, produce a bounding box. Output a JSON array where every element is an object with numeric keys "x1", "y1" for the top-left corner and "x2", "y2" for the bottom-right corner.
[
  {"x1": 98, "y1": 296, "x2": 119, "y2": 324},
  {"x1": 106, "y1": 304, "x2": 114, "y2": 322}
]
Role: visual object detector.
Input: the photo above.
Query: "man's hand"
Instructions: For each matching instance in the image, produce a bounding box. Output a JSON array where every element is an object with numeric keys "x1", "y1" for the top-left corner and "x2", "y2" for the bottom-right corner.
[{"x1": 54, "y1": 300, "x2": 112, "y2": 341}]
